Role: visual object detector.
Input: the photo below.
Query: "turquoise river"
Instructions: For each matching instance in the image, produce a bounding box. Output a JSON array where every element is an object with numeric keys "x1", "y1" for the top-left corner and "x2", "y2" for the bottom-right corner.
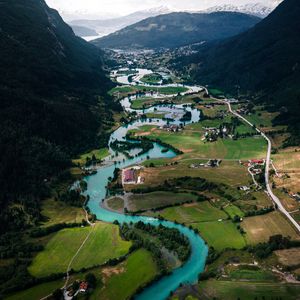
[{"x1": 84, "y1": 69, "x2": 208, "y2": 300}]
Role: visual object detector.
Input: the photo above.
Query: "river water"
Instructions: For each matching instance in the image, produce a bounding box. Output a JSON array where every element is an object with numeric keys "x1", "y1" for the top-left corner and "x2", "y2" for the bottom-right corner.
[{"x1": 84, "y1": 68, "x2": 208, "y2": 300}]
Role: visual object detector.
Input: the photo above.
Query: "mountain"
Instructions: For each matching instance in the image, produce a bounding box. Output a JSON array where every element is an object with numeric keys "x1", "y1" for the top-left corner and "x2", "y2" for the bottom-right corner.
[
  {"x1": 174, "y1": 0, "x2": 300, "y2": 145},
  {"x1": 69, "y1": 6, "x2": 172, "y2": 38},
  {"x1": 204, "y1": 3, "x2": 277, "y2": 18},
  {"x1": 71, "y1": 25, "x2": 99, "y2": 37},
  {"x1": 92, "y1": 12, "x2": 261, "y2": 49},
  {"x1": 0, "y1": 0, "x2": 116, "y2": 232}
]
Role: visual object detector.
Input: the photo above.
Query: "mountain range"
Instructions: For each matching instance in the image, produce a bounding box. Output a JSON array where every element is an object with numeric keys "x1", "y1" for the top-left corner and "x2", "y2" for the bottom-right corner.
[
  {"x1": 92, "y1": 12, "x2": 260, "y2": 49},
  {"x1": 70, "y1": 6, "x2": 172, "y2": 38},
  {"x1": 203, "y1": 3, "x2": 277, "y2": 18},
  {"x1": 173, "y1": 0, "x2": 300, "y2": 145},
  {"x1": 0, "y1": 0, "x2": 116, "y2": 232}
]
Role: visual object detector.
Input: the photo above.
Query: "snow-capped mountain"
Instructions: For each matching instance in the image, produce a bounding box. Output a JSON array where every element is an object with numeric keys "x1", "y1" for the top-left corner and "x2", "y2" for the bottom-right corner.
[{"x1": 204, "y1": 2, "x2": 282, "y2": 18}]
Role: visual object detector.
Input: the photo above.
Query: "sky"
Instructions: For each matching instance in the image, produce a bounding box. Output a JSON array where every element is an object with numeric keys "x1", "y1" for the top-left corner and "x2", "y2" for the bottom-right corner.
[{"x1": 45, "y1": 0, "x2": 282, "y2": 19}]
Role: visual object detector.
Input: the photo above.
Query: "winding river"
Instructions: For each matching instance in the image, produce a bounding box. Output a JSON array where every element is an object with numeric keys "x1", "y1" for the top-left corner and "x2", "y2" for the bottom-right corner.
[{"x1": 84, "y1": 69, "x2": 208, "y2": 300}]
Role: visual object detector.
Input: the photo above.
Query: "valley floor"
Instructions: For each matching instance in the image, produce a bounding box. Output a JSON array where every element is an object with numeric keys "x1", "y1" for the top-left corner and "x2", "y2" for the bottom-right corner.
[{"x1": 4, "y1": 54, "x2": 300, "y2": 300}]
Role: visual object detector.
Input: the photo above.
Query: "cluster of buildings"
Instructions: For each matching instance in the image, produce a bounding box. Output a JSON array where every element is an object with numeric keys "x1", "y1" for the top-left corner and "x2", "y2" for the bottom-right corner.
[
  {"x1": 247, "y1": 159, "x2": 265, "y2": 175},
  {"x1": 236, "y1": 106, "x2": 251, "y2": 115},
  {"x1": 190, "y1": 159, "x2": 222, "y2": 169},
  {"x1": 66, "y1": 281, "x2": 89, "y2": 298},
  {"x1": 203, "y1": 125, "x2": 233, "y2": 142},
  {"x1": 160, "y1": 124, "x2": 182, "y2": 132}
]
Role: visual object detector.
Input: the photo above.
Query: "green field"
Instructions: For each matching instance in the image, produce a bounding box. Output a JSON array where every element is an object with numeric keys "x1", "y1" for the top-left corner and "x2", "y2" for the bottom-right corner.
[
  {"x1": 109, "y1": 85, "x2": 188, "y2": 96},
  {"x1": 198, "y1": 280, "x2": 300, "y2": 300},
  {"x1": 73, "y1": 148, "x2": 109, "y2": 166},
  {"x1": 28, "y1": 223, "x2": 131, "y2": 278},
  {"x1": 140, "y1": 73, "x2": 163, "y2": 84},
  {"x1": 208, "y1": 88, "x2": 225, "y2": 97},
  {"x1": 153, "y1": 201, "x2": 227, "y2": 223},
  {"x1": 224, "y1": 204, "x2": 245, "y2": 219},
  {"x1": 92, "y1": 249, "x2": 158, "y2": 300},
  {"x1": 242, "y1": 211, "x2": 300, "y2": 244},
  {"x1": 6, "y1": 280, "x2": 63, "y2": 300},
  {"x1": 146, "y1": 112, "x2": 166, "y2": 119},
  {"x1": 107, "y1": 197, "x2": 124, "y2": 211},
  {"x1": 194, "y1": 220, "x2": 246, "y2": 250},
  {"x1": 128, "y1": 191, "x2": 198, "y2": 212},
  {"x1": 139, "y1": 159, "x2": 250, "y2": 188},
  {"x1": 141, "y1": 128, "x2": 266, "y2": 160},
  {"x1": 245, "y1": 106, "x2": 279, "y2": 128},
  {"x1": 147, "y1": 202, "x2": 246, "y2": 250},
  {"x1": 41, "y1": 199, "x2": 86, "y2": 226},
  {"x1": 229, "y1": 268, "x2": 276, "y2": 281},
  {"x1": 130, "y1": 97, "x2": 157, "y2": 109}
]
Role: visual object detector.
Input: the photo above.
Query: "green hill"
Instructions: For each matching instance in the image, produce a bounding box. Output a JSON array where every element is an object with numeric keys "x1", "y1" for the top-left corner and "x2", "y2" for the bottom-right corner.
[{"x1": 93, "y1": 12, "x2": 260, "y2": 49}]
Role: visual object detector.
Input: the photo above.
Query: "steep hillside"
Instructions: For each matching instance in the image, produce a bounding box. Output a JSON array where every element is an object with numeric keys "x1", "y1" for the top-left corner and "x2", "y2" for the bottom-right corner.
[
  {"x1": 0, "y1": 0, "x2": 116, "y2": 232},
  {"x1": 93, "y1": 12, "x2": 260, "y2": 49},
  {"x1": 174, "y1": 0, "x2": 300, "y2": 144}
]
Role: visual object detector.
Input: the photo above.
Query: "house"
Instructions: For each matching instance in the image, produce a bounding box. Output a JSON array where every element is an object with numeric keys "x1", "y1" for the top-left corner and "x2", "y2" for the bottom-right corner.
[
  {"x1": 250, "y1": 159, "x2": 264, "y2": 165},
  {"x1": 124, "y1": 169, "x2": 135, "y2": 182},
  {"x1": 79, "y1": 282, "x2": 88, "y2": 293},
  {"x1": 240, "y1": 186, "x2": 250, "y2": 191}
]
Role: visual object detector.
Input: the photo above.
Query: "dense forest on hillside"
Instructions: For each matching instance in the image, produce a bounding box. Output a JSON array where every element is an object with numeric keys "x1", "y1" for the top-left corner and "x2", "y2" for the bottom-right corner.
[
  {"x1": 172, "y1": 0, "x2": 300, "y2": 144},
  {"x1": 0, "y1": 0, "x2": 118, "y2": 232},
  {"x1": 93, "y1": 12, "x2": 260, "y2": 49}
]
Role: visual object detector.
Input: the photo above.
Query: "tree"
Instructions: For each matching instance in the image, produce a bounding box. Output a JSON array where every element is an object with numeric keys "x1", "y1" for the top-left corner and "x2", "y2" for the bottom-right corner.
[
  {"x1": 85, "y1": 272, "x2": 97, "y2": 288},
  {"x1": 52, "y1": 289, "x2": 63, "y2": 300}
]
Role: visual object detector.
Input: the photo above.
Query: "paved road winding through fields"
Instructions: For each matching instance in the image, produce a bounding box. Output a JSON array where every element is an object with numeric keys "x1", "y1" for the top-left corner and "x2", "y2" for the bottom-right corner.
[{"x1": 221, "y1": 98, "x2": 300, "y2": 233}]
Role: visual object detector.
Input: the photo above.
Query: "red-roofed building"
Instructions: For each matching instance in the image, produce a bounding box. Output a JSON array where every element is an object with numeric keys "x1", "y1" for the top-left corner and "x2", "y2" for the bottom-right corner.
[
  {"x1": 79, "y1": 281, "x2": 88, "y2": 293},
  {"x1": 124, "y1": 169, "x2": 135, "y2": 182},
  {"x1": 250, "y1": 159, "x2": 264, "y2": 164}
]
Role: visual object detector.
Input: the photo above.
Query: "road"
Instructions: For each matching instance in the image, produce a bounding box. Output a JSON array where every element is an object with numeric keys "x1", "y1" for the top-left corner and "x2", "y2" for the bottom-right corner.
[{"x1": 221, "y1": 99, "x2": 300, "y2": 233}]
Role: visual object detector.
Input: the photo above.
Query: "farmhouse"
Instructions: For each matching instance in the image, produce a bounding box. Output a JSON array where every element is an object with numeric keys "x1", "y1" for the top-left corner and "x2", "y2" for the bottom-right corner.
[
  {"x1": 79, "y1": 281, "x2": 88, "y2": 293},
  {"x1": 250, "y1": 159, "x2": 264, "y2": 165},
  {"x1": 124, "y1": 169, "x2": 135, "y2": 183}
]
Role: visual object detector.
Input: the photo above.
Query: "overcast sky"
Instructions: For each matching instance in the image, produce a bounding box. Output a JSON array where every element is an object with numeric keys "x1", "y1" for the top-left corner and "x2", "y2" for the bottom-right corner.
[{"x1": 46, "y1": 0, "x2": 282, "y2": 19}]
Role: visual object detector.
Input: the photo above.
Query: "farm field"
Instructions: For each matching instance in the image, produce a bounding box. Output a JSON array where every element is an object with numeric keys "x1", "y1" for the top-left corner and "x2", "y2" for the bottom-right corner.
[
  {"x1": 197, "y1": 280, "x2": 300, "y2": 300},
  {"x1": 107, "y1": 197, "x2": 124, "y2": 212},
  {"x1": 109, "y1": 85, "x2": 188, "y2": 97},
  {"x1": 225, "y1": 265, "x2": 276, "y2": 281},
  {"x1": 5, "y1": 280, "x2": 64, "y2": 300},
  {"x1": 128, "y1": 191, "x2": 198, "y2": 212},
  {"x1": 136, "y1": 127, "x2": 267, "y2": 159},
  {"x1": 272, "y1": 147, "x2": 300, "y2": 193},
  {"x1": 138, "y1": 160, "x2": 250, "y2": 188},
  {"x1": 151, "y1": 201, "x2": 227, "y2": 224},
  {"x1": 235, "y1": 191, "x2": 272, "y2": 212},
  {"x1": 242, "y1": 211, "x2": 300, "y2": 244},
  {"x1": 91, "y1": 249, "x2": 158, "y2": 300},
  {"x1": 224, "y1": 204, "x2": 245, "y2": 219},
  {"x1": 130, "y1": 97, "x2": 158, "y2": 109},
  {"x1": 140, "y1": 73, "x2": 162, "y2": 84},
  {"x1": 274, "y1": 248, "x2": 300, "y2": 269},
  {"x1": 147, "y1": 201, "x2": 245, "y2": 251},
  {"x1": 28, "y1": 223, "x2": 131, "y2": 278},
  {"x1": 194, "y1": 220, "x2": 246, "y2": 251},
  {"x1": 145, "y1": 112, "x2": 166, "y2": 119},
  {"x1": 40, "y1": 199, "x2": 86, "y2": 226},
  {"x1": 245, "y1": 106, "x2": 279, "y2": 128}
]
